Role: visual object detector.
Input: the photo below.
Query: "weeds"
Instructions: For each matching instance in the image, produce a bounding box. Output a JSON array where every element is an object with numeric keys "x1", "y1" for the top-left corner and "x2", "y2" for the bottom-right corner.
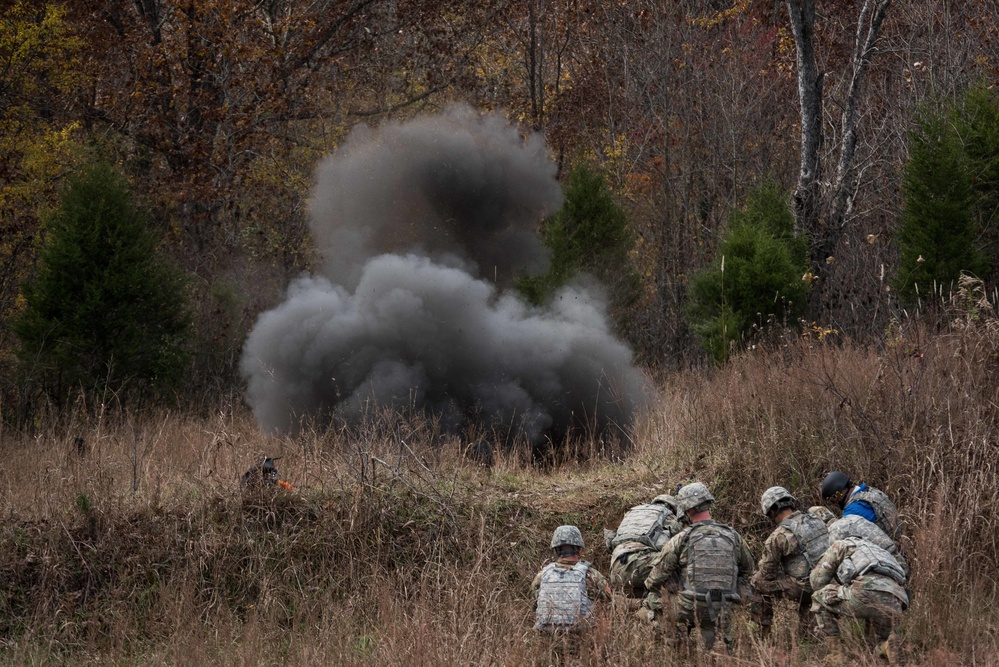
[{"x1": 3, "y1": 291, "x2": 999, "y2": 664}]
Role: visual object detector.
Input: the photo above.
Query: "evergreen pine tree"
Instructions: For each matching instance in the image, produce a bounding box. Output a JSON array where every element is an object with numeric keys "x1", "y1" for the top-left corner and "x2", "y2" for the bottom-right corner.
[
  {"x1": 14, "y1": 162, "x2": 191, "y2": 404},
  {"x1": 894, "y1": 109, "x2": 987, "y2": 302},
  {"x1": 954, "y1": 85, "x2": 999, "y2": 274},
  {"x1": 517, "y1": 162, "x2": 637, "y2": 306},
  {"x1": 685, "y1": 180, "x2": 807, "y2": 363}
]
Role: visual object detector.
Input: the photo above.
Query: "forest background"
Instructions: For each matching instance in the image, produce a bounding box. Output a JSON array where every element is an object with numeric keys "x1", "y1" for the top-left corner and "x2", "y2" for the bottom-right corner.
[{"x1": 2, "y1": 1, "x2": 999, "y2": 665}]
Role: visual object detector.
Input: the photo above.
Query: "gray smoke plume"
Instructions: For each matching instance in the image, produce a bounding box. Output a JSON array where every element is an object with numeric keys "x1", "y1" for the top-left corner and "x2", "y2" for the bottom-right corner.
[{"x1": 240, "y1": 105, "x2": 653, "y2": 443}]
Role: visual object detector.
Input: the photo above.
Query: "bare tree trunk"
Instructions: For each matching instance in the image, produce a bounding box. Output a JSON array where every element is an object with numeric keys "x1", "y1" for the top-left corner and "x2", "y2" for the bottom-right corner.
[
  {"x1": 826, "y1": 0, "x2": 892, "y2": 258},
  {"x1": 786, "y1": 0, "x2": 892, "y2": 312},
  {"x1": 787, "y1": 0, "x2": 822, "y2": 243}
]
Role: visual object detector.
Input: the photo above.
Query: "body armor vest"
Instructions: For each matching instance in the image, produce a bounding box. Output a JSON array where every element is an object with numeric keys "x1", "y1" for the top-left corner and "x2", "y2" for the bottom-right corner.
[
  {"x1": 613, "y1": 503, "x2": 673, "y2": 550},
  {"x1": 836, "y1": 538, "x2": 907, "y2": 586},
  {"x1": 779, "y1": 511, "x2": 830, "y2": 580},
  {"x1": 829, "y1": 515, "x2": 908, "y2": 576},
  {"x1": 847, "y1": 486, "x2": 902, "y2": 541},
  {"x1": 682, "y1": 522, "x2": 740, "y2": 597},
  {"x1": 830, "y1": 515, "x2": 896, "y2": 552},
  {"x1": 535, "y1": 561, "x2": 594, "y2": 630}
]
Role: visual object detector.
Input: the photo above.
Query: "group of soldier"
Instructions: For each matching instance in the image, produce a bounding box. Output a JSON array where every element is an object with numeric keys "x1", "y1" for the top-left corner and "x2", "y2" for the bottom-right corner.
[{"x1": 532, "y1": 471, "x2": 908, "y2": 664}]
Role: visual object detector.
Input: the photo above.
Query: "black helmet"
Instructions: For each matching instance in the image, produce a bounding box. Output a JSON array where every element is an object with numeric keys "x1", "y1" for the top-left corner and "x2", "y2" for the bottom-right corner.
[{"x1": 821, "y1": 471, "x2": 852, "y2": 508}]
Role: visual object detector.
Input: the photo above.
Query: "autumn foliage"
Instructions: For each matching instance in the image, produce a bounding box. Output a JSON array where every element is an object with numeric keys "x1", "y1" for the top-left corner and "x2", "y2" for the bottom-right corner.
[{"x1": 4, "y1": 2, "x2": 999, "y2": 663}]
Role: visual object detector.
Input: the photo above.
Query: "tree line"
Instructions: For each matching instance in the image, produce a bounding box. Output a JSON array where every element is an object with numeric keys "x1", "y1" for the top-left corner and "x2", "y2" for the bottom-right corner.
[{"x1": 2, "y1": 0, "x2": 999, "y2": 418}]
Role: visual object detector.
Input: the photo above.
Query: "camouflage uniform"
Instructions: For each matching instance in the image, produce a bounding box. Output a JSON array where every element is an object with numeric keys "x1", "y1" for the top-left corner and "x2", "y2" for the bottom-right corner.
[
  {"x1": 607, "y1": 508, "x2": 682, "y2": 597},
  {"x1": 531, "y1": 555, "x2": 611, "y2": 664},
  {"x1": 828, "y1": 515, "x2": 909, "y2": 577},
  {"x1": 809, "y1": 538, "x2": 908, "y2": 642},
  {"x1": 644, "y1": 520, "x2": 755, "y2": 652},
  {"x1": 750, "y1": 509, "x2": 829, "y2": 634},
  {"x1": 531, "y1": 556, "x2": 612, "y2": 629}
]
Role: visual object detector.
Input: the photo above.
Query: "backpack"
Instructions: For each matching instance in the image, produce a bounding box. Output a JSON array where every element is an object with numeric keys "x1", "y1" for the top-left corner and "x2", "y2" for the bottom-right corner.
[
  {"x1": 683, "y1": 523, "x2": 740, "y2": 597},
  {"x1": 612, "y1": 503, "x2": 672, "y2": 550},
  {"x1": 535, "y1": 561, "x2": 594, "y2": 631},
  {"x1": 836, "y1": 538, "x2": 907, "y2": 586},
  {"x1": 779, "y1": 511, "x2": 831, "y2": 580}
]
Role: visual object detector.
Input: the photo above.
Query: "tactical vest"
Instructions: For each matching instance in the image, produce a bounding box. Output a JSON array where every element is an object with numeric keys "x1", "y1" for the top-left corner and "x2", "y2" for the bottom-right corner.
[
  {"x1": 535, "y1": 561, "x2": 594, "y2": 631},
  {"x1": 830, "y1": 515, "x2": 895, "y2": 552},
  {"x1": 779, "y1": 511, "x2": 831, "y2": 580},
  {"x1": 847, "y1": 486, "x2": 902, "y2": 541},
  {"x1": 682, "y1": 523, "x2": 740, "y2": 599},
  {"x1": 836, "y1": 538, "x2": 907, "y2": 586},
  {"x1": 612, "y1": 504, "x2": 673, "y2": 550}
]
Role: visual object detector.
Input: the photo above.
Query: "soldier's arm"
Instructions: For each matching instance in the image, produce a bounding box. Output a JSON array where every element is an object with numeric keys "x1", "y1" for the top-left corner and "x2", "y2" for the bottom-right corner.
[
  {"x1": 586, "y1": 568, "x2": 613, "y2": 602},
  {"x1": 751, "y1": 530, "x2": 787, "y2": 590},
  {"x1": 644, "y1": 531, "x2": 684, "y2": 592},
  {"x1": 530, "y1": 570, "x2": 543, "y2": 599},
  {"x1": 664, "y1": 518, "x2": 683, "y2": 538},
  {"x1": 809, "y1": 541, "x2": 846, "y2": 591}
]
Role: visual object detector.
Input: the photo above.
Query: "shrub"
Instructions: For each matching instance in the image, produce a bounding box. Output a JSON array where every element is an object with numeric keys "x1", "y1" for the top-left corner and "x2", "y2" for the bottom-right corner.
[
  {"x1": 13, "y1": 162, "x2": 192, "y2": 406},
  {"x1": 685, "y1": 180, "x2": 807, "y2": 363}
]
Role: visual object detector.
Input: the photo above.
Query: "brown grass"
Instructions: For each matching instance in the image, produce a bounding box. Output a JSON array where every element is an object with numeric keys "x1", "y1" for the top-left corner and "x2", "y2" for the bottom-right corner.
[{"x1": 3, "y1": 289, "x2": 999, "y2": 665}]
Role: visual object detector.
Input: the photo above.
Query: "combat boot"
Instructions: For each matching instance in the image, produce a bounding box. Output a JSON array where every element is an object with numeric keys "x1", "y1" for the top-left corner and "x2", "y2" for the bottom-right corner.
[
  {"x1": 821, "y1": 635, "x2": 845, "y2": 667},
  {"x1": 877, "y1": 634, "x2": 900, "y2": 664}
]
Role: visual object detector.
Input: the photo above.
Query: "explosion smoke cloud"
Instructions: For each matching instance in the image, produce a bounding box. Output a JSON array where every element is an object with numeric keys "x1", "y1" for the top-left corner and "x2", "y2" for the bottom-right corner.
[{"x1": 240, "y1": 105, "x2": 653, "y2": 443}]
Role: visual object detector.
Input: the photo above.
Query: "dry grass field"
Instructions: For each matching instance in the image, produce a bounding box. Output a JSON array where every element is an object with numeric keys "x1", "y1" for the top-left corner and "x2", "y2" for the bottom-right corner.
[{"x1": 3, "y1": 294, "x2": 999, "y2": 666}]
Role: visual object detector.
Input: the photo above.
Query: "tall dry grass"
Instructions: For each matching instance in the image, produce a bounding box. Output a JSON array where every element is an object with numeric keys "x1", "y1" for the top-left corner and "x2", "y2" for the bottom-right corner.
[{"x1": 3, "y1": 283, "x2": 999, "y2": 665}]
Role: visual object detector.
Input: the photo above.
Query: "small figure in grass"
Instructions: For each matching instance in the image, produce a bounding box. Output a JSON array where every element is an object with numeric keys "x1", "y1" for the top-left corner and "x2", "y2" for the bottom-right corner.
[
  {"x1": 532, "y1": 524, "x2": 611, "y2": 661},
  {"x1": 242, "y1": 456, "x2": 294, "y2": 490}
]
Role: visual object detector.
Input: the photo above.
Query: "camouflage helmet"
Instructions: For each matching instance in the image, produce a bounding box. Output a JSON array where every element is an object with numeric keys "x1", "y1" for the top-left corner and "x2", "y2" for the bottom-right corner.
[
  {"x1": 550, "y1": 525, "x2": 585, "y2": 549},
  {"x1": 760, "y1": 486, "x2": 796, "y2": 516},
  {"x1": 676, "y1": 482, "x2": 714, "y2": 514},
  {"x1": 652, "y1": 494, "x2": 678, "y2": 512},
  {"x1": 808, "y1": 505, "x2": 837, "y2": 524}
]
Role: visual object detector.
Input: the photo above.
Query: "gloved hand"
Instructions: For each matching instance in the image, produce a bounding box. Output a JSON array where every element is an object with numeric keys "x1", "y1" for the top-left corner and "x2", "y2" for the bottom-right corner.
[
  {"x1": 644, "y1": 591, "x2": 663, "y2": 611},
  {"x1": 634, "y1": 607, "x2": 656, "y2": 623},
  {"x1": 818, "y1": 585, "x2": 843, "y2": 606}
]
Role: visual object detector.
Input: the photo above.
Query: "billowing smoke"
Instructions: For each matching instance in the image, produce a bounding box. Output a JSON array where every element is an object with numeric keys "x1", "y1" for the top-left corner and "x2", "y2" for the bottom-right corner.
[{"x1": 240, "y1": 105, "x2": 653, "y2": 443}]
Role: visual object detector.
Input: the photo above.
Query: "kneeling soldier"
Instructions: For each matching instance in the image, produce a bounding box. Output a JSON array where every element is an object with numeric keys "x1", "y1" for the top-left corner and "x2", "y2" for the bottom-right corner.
[
  {"x1": 643, "y1": 482, "x2": 754, "y2": 654},
  {"x1": 751, "y1": 486, "x2": 830, "y2": 639},
  {"x1": 810, "y1": 536, "x2": 909, "y2": 665},
  {"x1": 604, "y1": 493, "x2": 682, "y2": 599}
]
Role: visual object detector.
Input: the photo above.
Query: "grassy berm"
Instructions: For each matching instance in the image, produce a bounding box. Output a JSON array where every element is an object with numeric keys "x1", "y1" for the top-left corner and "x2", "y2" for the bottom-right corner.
[{"x1": 2, "y1": 312, "x2": 999, "y2": 665}]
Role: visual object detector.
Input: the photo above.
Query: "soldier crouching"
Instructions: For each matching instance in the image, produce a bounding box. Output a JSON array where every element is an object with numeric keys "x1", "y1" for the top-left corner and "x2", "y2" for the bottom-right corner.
[{"x1": 750, "y1": 486, "x2": 830, "y2": 640}]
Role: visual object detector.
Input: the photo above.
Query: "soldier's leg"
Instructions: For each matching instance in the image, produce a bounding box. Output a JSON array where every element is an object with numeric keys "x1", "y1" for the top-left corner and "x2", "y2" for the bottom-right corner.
[
  {"x1": 717, "y1": 602, "x2": 736, "y2": 654},
  {"x1": 795, "y1": 588, "x2": 815, "y2": 638},
  {"x1": 749, "y1": 591, "x2": 776, "y2": 638},
  {"x1": 669, "y1": 602, "x2": 699, "y2": 651},
  {"x1": 845, "y1": 590, "x2": 903, "y2": 664},
  {"x1": 810, "y1": 584, "x2": 844, "y2": 638}
]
